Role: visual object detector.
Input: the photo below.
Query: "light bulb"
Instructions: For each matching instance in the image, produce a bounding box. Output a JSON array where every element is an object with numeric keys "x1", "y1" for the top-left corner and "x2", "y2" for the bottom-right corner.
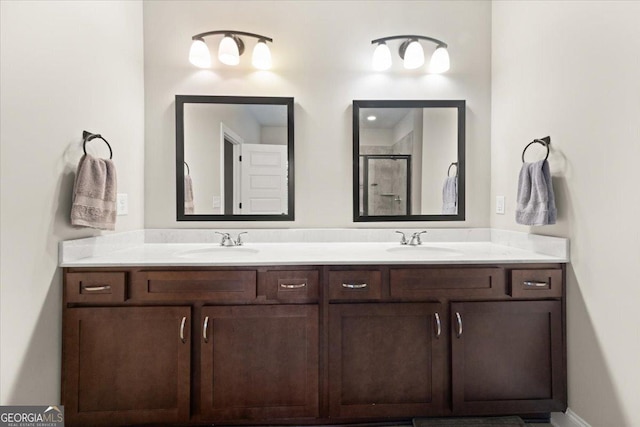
[
  {"x1": 429, "y1": 46, "x2": 450, "y2": 73},
  {"x1": 189, "y1": 39, "x2": 211, "y2": 68},
  {"x1": 372, "y1": 42, "x2": 392, "y2": 71},
  {"x1": 403, "y1": 40, "x2": 424, "y2": 69},
  {"x1": 218, "y1": 35, "x2": 240, "y2": 65},
  {"x1": 252, "y1": 40, "x2": 272, "y2": 70}
]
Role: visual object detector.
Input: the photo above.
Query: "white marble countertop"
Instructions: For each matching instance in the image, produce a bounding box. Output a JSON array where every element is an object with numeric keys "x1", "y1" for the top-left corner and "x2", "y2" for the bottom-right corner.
[{"x1": 59, "y1": 229, "x2": 569, "y2": 267}]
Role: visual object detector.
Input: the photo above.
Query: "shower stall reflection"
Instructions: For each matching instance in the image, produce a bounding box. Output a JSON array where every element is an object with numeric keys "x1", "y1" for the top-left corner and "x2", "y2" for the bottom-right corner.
[{"x1": 360, "y1": 155, "x2": 411, "y2": 216}]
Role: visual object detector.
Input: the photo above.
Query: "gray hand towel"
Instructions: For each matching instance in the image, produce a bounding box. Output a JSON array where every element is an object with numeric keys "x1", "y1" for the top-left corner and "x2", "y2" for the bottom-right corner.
[
  {"x1": 184, "y1": 174, "x2": 194, "y2": 214},
  {"x1": 70, "y1": 154, "x2": 117, "y2": 230},
  {"x1": 442, "y1": 176, "x2": 458, "y2": 214},
  {"x1": 515, "y1": 159, "x2": 557, "y2": 225}
]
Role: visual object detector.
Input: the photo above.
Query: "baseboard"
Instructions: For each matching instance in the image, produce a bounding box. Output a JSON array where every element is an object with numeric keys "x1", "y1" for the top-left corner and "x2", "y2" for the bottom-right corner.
[{"x1": 550, "y1": 409, "x2": 591, "y2": 427}]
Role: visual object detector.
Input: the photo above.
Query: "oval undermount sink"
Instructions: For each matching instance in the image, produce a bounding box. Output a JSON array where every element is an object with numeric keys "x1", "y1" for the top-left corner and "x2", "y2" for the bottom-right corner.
[
  {"x1": 386, "y1": 246, "x2": 463, "y2": 256},
  {"x1": 178, "y1": 246, "x2": 259, "y2": 258}
]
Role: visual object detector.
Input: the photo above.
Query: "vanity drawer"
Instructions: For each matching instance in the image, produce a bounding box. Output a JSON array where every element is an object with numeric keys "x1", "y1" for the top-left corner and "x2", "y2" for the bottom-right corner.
[
  {"x1": 260, "y1": 269, "x2": 319, "y2": 303},
  {"x1": 66, "y1": 272, "x2": 126, "y2": 303},
  {"x1": 390, "y1": 267, "x2": 505, "y2": 299},
  {"x1": 131, "y1": 270, "x2": 257, "y2": 302},
  {"x1": 510, "y1": 269, "x2": 563, "y2": 298},
  {"x1": 329, "y1": 270, "x2": 382, "y2": 301}
]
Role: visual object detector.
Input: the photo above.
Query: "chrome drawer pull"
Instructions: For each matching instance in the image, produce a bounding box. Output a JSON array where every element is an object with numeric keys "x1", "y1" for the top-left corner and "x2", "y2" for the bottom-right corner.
[
  {"x1": 342, "y1": 283, "x2": 368, "y2": 289},
  {"x1": 82, "y1": 285, "x2": 111, "y2": 292},
  {"x1": 203, "y1": 316, "x2": 209, "y2": 343},
  {"x1": 280, "y1": 283, "x2": 307, "y2": 289},
  {"x1": 434, "y1": 312, "x2": 441, "y2": 338},
  {"x1": 180, "y1": 317, "x2": 187, "y2": 343},
  {"x1": 455, "y1": 312, "x2": 463, "y2": 338},
  {"x1": 524, "y1": 281, "x2": 548, "y2": 287}
]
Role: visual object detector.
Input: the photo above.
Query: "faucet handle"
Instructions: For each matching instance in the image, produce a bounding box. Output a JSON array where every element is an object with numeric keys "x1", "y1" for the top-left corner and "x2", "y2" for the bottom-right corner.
[
  {"x1": 411, "y1": 230, "x2": 428, "y2": 245},
  {"x1": 395, "y1": 231, "x2": 408, "y2": 245},
  {"x1": 214, "y1": 231, "x2": 232, "y2": 246},
  {"x1": 236, "y1": 232, "x2": 248, "y2": 246}
]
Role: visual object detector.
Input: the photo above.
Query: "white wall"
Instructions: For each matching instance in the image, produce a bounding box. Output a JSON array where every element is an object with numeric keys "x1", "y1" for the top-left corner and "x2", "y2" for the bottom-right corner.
[
  {"x1": 491, "y1": 2, "x2": 640, "y2": 425},
  {"x1": 144, "y1": 0, "x2": 492, "y2": 228},
  {"x1": 422, "y1": 108, "x2": 457, "y2": 213},
  {"x1": 0, "y1": 0, "x2": 145, "y2": 404}
]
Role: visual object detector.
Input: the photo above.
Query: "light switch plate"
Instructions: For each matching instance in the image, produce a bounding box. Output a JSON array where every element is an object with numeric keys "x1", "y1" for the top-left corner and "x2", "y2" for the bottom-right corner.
[
  {"x1": 496, "y1": 196, "x2": 505, "y2": 214},
  {"x1": 117, "y1": 193, "x2": 128, "y2": 216}
]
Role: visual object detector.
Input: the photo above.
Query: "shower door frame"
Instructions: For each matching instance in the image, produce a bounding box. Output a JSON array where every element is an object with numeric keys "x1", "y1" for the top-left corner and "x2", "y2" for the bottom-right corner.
[{"x1": 361, "y1": 154, "x2": 412, "y2": 216}]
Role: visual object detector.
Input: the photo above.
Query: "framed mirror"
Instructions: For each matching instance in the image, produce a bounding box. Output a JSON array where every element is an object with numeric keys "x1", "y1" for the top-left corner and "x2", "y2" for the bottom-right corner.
[
  {"x1": 176, "y1": 95, "x2": 294, "y2": 221},
  {"x1": 353, "y1": 100, "x2": 465, "y2": 222}
]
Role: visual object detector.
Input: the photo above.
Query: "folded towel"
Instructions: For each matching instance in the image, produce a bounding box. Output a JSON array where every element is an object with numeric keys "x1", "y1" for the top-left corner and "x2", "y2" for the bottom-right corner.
[
  {"x1": 516, "y1": 159, "x2": 557, "y2": 225},
  {"x1": 442, "y1": 176, "x2": 458, "y2": 214},
  {"x1": 184, "y1": 174, "x2": 194, "y2": 214},
  {"x1": 71, "y1": 154, "x2": 117, "y2": 230}
]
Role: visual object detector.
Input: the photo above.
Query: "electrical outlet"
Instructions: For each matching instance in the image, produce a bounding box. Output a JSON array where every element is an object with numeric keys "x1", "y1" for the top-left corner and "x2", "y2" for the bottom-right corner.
[
  {"x1": 496, "y1": 196, "x2": 505, "y2": 215},
  {"x1": 117, "y1": 193, "x2": 128, "y2": 216}
]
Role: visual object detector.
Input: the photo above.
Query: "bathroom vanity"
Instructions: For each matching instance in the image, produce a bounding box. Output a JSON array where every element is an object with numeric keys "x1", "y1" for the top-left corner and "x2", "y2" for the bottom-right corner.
[{"x1": 59, "y1": 230, "x2": 568, "y2": 426}]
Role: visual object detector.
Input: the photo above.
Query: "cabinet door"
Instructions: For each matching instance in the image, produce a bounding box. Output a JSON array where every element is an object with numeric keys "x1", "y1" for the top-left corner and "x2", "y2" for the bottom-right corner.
[
  {"x1": 329, "y1": 303, "x2": 444, "y2": 418},
  {"x1": 201, "y1": 305, "x2": 319, "y2": 420},
  {"x1": 451, "y1": 301, "x2": 566, "y2": 415},
  {"x1": 63, "y1": 306, "x2": 191, "y2": 427}
]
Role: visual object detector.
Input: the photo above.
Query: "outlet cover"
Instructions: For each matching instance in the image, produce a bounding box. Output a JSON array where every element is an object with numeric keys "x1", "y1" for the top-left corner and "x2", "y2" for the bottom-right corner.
[
  {"x1": 496, "y1": 196, "x2": 505, "y2": 215},
  {"x1": 117, "y1": 193, "x2": 128, "y2": 216}
]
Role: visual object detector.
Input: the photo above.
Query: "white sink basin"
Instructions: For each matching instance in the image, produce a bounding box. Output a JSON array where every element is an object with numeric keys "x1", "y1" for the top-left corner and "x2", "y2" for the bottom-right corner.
[
  {"x1": 386, "y1": 246, "x2": 463, "y2": 256},
  {"x1": 178, "y1": 246, "x2": 259, "y2": 259}
]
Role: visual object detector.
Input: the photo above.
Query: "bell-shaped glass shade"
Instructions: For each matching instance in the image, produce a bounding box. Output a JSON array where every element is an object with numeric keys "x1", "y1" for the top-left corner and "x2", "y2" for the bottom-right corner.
[
  {"x1": 252, "y1": 40, "x2": 272, "y2": 70},
  {"x1": 429, "y1": 46, "x2": 450, "y2": 73},
  {"x1": 372, "y1": 42, "x2": 392, "y2": 71},
  {"x1": 218, "y1": 35, "x2": 240, "y2": 65},
  {"x1": 403, "y1": 40, "x2": 424, "y2": 69},
  {"x1": 189, "y1": 39, "x2": 211, "y2": 68}
]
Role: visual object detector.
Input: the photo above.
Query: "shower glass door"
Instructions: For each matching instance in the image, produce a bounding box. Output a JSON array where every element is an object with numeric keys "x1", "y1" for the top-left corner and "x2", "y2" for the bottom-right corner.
[{"x1": 360, "y1": 155, "x2": 411, "y2": 216}]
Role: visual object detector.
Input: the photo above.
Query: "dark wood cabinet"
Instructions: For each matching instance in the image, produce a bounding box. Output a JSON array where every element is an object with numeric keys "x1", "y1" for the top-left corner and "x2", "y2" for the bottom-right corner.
[
  {"x1": 451, "y1": 300, "x2": 566, "y2": 415},
  {"x1": 62, "y1": 263, "x2": 565, "y2": 426},
  {"x1": 62, "y1": 306, "x2": 191, "y2": 426},
  {"x1": 329, "y1": 303, "x2": 444, "y2": 418},
  {"x1": 200, "y1": 304, "x2": 319, "y2": 420}
]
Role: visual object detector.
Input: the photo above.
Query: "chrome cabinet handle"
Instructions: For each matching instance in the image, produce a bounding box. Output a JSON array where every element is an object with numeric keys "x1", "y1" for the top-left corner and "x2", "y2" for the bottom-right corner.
[
  {"x1": 280, "y1": 283, "x2": 307, "y2": 289},
  {"x1": 455, "y1": 312, "x2": 463, "y2": 338},
  {"x1": 203, "y1": 316, "x2": 209, "y2": 343},
  {"x1": 82, "y1": 285, "x2": 111, "y2": 292},
  {"x1": 434, "y1": 312, "x2": 441, "y2": 338},
  {"x1": 180, "y1": 316, "x2": 187, "y2": 343},
  {"x1": 342, "y1": 283, "x2": 368, "y2": 289},
  {"x1": 524, "y1": 281, "x2": 548, "y2": 287}
]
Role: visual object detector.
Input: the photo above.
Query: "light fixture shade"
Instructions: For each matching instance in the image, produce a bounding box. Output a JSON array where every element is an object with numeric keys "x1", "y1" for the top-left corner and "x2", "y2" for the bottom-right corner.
[
  {"x1": 218, "y1": 35, "x2": 240, "y2": 65},
  {"x1": 189, "y1": 39, "x2": 211, "y2": 68},
  {"x1": 372, "y1": 42, "x2": 392, "y2": 71},
  {"x1": 403, "y1": 40, "x2": 424, "y2": 69},
  {"x1": 430, "y1": 46, "x2": 450, "y2": 73},
  {"x1": 252, "y1": 40, "x2": 272, "y2": 70}
]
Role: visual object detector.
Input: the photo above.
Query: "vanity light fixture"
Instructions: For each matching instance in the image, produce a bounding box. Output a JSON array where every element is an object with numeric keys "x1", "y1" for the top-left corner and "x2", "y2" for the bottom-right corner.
[
  {"x1": 370, "y1": 35, "x2": 450, "y2": 73},
  {"x1": 189, "y1": 30, "x2": 273, "y2": 69}
]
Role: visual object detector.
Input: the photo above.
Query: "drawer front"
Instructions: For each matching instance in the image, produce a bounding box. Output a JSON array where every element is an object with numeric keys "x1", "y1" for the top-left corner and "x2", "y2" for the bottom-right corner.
[
  {"x1": 329, "y1": 270, "x2": 382, "y2": 301},
  {"x1": 66, "y1": 272, "x2": 126, "y2": 303},
  {"x1": 510, "y1": 269, "x2": 563, "y2": 298},
  {"x1": 260, "y1": 270, "x2": 320, "y2": 303},
  {"x1": 131, "y1": 270, "x2": 256, "y2": 302},
  {"x1": 390, "y1": 268, "x2": 505, "y2": 300}
]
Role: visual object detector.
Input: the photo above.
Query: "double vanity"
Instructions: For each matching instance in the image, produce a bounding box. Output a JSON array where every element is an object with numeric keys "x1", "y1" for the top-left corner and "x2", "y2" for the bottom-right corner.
[{"x1": 59, "y1": 229, "x2": 568, "y2": 426}]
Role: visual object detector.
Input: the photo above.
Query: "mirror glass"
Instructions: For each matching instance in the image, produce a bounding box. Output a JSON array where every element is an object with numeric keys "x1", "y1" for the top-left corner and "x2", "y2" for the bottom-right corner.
[
  {"x1": 176, "y1": 96, "x2": 294, "y2": 221},
  {"x1": 353, "y1": 100, "x2": 465, "y2": 221}
]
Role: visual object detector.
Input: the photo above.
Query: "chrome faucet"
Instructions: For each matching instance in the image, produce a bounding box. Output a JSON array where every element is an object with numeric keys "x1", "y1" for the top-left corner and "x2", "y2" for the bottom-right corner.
[
  {"x1": 408, "y1": 231, "x2": 427, "y2": 246},
  {"x1": 396, "y1": 230, "x2": 427, "y2": 245},
  {"x1": 214, "y1": 231, "x2": 248, "y2": 247}
]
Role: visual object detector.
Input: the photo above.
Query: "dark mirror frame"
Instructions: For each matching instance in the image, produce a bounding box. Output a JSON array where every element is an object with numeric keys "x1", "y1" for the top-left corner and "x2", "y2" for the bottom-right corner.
[
  {"x1": 176, "y1": 95, "x2": 295, "y2": 221},
  {"x1": 353, "y1": 99, "x2": 466, "y2": 222}
]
